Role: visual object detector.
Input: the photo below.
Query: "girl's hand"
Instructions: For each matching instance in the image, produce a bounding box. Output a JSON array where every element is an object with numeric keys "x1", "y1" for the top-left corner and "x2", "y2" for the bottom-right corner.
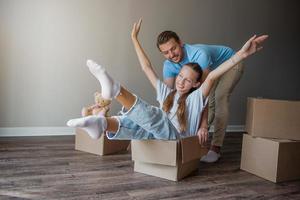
[
  {"x1": 238, "y1": 34, "x2": 269, "y2": 59},
  {"x1": 197, "y1": 127, "x2": 209, "y2": 145},
  {"x1": 131, "y1": 18, "x2": 142, "y2": 40}
]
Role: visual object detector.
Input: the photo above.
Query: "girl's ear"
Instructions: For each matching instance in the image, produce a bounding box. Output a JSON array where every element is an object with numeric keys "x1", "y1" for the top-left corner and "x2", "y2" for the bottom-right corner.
[{"x1": 193, "y1": 81, "x2": 201, "y2": 88}]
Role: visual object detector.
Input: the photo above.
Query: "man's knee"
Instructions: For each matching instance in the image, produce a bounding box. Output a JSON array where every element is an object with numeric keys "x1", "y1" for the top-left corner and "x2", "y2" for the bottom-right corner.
[{"x1": 215, "y1": 91, "x2": 230, "y2": 105}]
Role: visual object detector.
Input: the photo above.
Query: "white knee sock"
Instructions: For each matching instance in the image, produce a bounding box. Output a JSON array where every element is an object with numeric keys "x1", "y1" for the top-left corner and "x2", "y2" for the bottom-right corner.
[
  {"x1": 67, "y1": 115, "x2": 107, "y2": 139},
  {"x1": 86, "y1": 59, "x2": 120, "y2": 100}
]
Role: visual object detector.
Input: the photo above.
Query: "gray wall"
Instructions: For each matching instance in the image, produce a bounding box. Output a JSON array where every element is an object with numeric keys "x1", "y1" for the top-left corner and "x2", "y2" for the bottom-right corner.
[{"x1": 0, "y1": 0, "x2": 299, "y2": 128}]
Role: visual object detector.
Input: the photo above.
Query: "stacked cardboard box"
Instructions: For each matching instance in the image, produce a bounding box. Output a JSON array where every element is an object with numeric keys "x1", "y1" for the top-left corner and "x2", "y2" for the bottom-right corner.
[
  {"x1": 75, "y1": 128, "x2": 130, "y2": 156},
  {"x1": 131, "y1": 136, "x2": 207, "y2": 181},
  {"x1": 241, "y1": 98, "x2": 300, "y2": 182}
]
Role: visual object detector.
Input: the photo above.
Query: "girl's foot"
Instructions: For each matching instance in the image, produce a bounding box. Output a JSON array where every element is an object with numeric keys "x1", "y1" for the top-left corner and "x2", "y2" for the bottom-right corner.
[
  {"x1": 86, "y1": 60, "x2": 120, "y2": 99},
  {"x1": 67, "y1": 115, "x2": 107, "y2": 139}
]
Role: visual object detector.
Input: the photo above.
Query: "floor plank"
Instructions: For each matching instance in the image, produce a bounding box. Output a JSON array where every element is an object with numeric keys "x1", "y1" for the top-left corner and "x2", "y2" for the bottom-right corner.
[{"x1": 0, "y1": 133, "x2": 299, "y2": 199}]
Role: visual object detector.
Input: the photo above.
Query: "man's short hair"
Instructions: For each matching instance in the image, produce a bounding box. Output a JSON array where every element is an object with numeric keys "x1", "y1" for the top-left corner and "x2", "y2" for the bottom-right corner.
[{"x1": 156, "y1": 31, "x2": 180, "y2": 49}]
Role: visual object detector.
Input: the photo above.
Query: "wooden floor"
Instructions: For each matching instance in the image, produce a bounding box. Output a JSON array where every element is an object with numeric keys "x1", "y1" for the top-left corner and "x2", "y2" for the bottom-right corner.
[{"x1": 0, "y1": 133, "x2": 299, "y2": 200}]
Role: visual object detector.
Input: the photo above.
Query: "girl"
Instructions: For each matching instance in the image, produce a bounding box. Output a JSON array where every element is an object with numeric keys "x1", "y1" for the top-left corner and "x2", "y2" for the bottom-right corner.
[{"x1": 67, "y1": 19, "x2": 268, "y2": 141}]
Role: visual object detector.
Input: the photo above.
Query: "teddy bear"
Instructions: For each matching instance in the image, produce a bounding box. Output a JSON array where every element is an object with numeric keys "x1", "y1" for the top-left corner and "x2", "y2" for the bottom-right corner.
[{"x1": 81, "y1": 92, "x2": 112, "y2": 117}]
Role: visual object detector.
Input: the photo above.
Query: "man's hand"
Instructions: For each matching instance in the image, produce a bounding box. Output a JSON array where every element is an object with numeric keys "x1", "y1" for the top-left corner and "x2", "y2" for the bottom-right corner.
[
  {"x1": 197, "y1": 127, "x2": 209, "y2": 145},
  {"x1": 131, "y1": 18, "x2": 142, "y2": 40}
]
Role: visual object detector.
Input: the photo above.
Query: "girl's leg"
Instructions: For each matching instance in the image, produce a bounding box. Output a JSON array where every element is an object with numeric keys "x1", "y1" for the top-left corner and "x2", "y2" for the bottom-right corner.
[
  {"x1": 107, "y1": 116, "x2": 156, "y2": 140},
  {"x1": 67, "y1": 115, "x2": 107, "y2": 139},
  {"x1": 67, "y1": 99, "x2": 178, "y2": 140},
  {"x1": 119, "y1": 97, "x2": 179, "y2": 140},
  {"x1": 87, "y1": 60, "x2": 121, "y2": 100},
  {"x1": 106, "y1": 117, "x2": 119, "y2": 132},
  {"x1": 67, "y1": 114, "x2": 157, "y2": 140},
  {"x1": 116, "y1": 87, "x2": 137, "y2": 110},
  {"x1": 67, "y1": 116, "x2": 120, "y2": 139},
  {"x1": 86, "y1": 60, "x2": 178, "y2": 140},
  {"x1": 87, "y1": 60, "x2": 136, "y2": 110}
]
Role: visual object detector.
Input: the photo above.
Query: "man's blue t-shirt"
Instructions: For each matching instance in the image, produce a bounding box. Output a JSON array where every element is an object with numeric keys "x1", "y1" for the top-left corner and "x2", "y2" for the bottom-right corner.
[{"x1": 163, "y1": 44, "x2": 235, "y2": 79}]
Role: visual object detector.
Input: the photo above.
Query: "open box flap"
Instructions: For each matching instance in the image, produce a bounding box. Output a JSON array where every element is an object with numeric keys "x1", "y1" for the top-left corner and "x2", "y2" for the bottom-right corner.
[{"x1": 180, "y1": 136, "x2": 208, "y2": 164}]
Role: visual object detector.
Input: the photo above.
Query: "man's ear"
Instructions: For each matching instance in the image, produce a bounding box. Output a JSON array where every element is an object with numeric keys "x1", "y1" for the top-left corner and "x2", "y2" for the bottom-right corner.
[
  {"x1": 179, "y1": 40, "x2": 184, "y2": 47},
  {"x1": 158, "y1": 45, "x2": 162, "y2": 52}
]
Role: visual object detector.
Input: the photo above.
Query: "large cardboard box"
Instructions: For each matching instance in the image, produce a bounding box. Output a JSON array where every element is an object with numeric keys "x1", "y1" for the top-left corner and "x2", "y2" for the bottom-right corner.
[
  {"x1": 75, "y1": 128, "x2": 130, "y2": 156},
  {"x1": 240, "y1": 134, "x2": 300, "y2": 183},
  {"x1": 245, "y1": 97, "x2": 300, "y2": 140},
  {"x1": 131, "y1": 136, "x2": 207, "y2": 181}
]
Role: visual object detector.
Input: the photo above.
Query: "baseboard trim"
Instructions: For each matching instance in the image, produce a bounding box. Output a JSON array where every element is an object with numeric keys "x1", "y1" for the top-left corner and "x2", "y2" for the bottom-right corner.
[
  {"x1": 0, "y1": 127, "x2": 75, "y2": 137},
  {"x1": 0, "y1": 125, "x2": 245, "y2": 137},
  {"x1": 210, "y1": 125, "x2": 245, "y2": 133}
]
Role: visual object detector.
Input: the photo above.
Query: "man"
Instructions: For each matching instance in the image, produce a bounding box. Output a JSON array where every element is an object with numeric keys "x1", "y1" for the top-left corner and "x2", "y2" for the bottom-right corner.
[{"x1": 157, "y1": 31, "x2": 244, "y2": 163}]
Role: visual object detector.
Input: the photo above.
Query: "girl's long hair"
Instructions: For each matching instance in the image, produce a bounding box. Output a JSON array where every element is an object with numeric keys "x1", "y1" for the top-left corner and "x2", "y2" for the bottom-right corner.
[{"x1": 162, "y1": 63, "x2": 203, "y2": 133}]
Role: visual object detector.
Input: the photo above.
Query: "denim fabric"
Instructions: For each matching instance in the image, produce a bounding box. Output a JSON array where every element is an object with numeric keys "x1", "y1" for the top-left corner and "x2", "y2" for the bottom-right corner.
[{"x1": 106, "y1": 97, "x2": 180, "y2": 140}]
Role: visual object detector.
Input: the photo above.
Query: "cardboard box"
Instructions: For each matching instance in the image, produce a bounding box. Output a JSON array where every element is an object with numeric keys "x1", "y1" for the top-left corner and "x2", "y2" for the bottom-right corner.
[
  {"x1": 240, "y1": 134, "x2": 300, "y2": 183},
  {"x1": 245, "y1": 98, "x2": 300, "y2": 140},
  {"x1": 75, "y1": 128, "x2": 130, "y2": 156},
  {"x1": 131, "y1": 136, "x2": 207, "y2": 181}
]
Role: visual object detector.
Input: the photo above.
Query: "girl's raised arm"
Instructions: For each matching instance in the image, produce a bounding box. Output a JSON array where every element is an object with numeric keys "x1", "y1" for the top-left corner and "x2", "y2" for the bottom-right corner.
[
  {"x1": 131, "y1": 19, "x2": 159, "y2": 89},
  {"x1": 201, "y1": 34, "x2": 268, "y2": 98}
]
